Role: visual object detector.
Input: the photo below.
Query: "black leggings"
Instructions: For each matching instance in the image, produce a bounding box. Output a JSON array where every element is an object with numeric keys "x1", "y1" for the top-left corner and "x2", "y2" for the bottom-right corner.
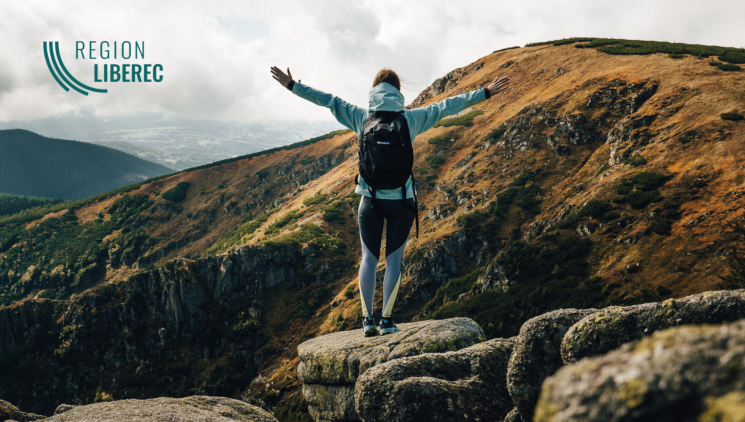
[{"x1": 357, "y1": 196, "x2": 415, "y2": 318}]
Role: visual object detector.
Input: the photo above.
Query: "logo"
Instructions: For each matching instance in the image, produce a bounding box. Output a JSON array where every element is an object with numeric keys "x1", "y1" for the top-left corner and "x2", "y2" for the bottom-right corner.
[
  {"x1": 44, "y1": 41, "x2": 163, "y2": 95},
  {"x1": 44, "y1": 41, "x2": 107, "y2": 95}
]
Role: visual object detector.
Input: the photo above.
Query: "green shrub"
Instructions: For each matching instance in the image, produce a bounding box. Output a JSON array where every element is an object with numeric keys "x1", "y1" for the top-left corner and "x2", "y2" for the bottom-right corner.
[
  {"x1": 265, "y1": 211, "x2": 303, "y2": 235},
  {"x1": 493, "y1": 187, "x2": 520, "y2": 216},
  {"x1": 614, "y1": 172, "x2": 668, "y2": 209},
  {"x1": 711, "y1": 62, "x2": 741, "y2": 71},
  {"x1": 434, "y1": 110, "x2": 484, "y2": 128},
  {"x1": 721, "y1": 112, "x2": 744, "y2": 121},
  {"x1": 678, "y1": 129, "x2": 698, "y2": 143},
  {"x1": 297, "y1": 285, "x2": 330, "y2": 319},
  {"x1": 650, "y1": 216, "x2": 672, "y2": 235},
  {"x1": 303, "y1": 193, "x2": 327, "y2": 207},
  {"x1": 427, "y1": 136, "x2": 448, "y2": 147},
  {"x1": 457, "y1": 210, "x2": 490, "y2": 229},
  {"x1": 623, "y1": 190, "x2": 663, "y2": 208},
  {"x1": 553, "y1": 38, "x2": 595, "y2": 46},
  {"x1": 692, "y1": 179, "x2": 708, "y2": 188},
  {"x1": 434, "y1": 237, "x2": 602, "y2": 338},
  {"x1": 625, "y1": 153, "x2": 648, "y2": 167},
  {"x1": 161, "y1": 182, "x2": 191, "y2": 202},
  {"x1": 578, "y1": 199, "x2": 614, "y2": 221},
  {"x1": 669, "y1": 53, "x2": 683, "y2": 59},
  {"x1": 720, "y1": 50, "x2": 745, "y2": 64},
  {"x1": 721, "y1": 222, "x2": 745, "y2": 289},
  {"x1": 511, "y1": 172, "x2": 534, "y2": 187},
  {"x1": 557, "y1": 212, "x2": 580, "y2": 230},
  {"x1": 321, "y1": 200, "x2": 346, "y2": 223},
  {"x1": 344, "y1": 285, "x2": 356, "y2": 299},
  {"x1": 656, "y1": 285, "x2": 673, "y2": 296},
  {"x1": 264, "y1": 224, "x2": 348, "y2": 256},
  {"x1": 204, "y1": 208, "x2": 279, "y2": 255},
  {"x1": 439, "y1": 269, "x2": 482, "y2": 302},
  {"x1": 493, "y1": 46, "x2": 520, "y2": 53},
  {"x1": 616, "y1": 172, "x2": 669, "y2": 193},
  {"x1": 426, "y1": 155, "x2": 446, "y2": 169},
  {"x1": 484, "y1": 124, "x2": 508, "y2": 142}
]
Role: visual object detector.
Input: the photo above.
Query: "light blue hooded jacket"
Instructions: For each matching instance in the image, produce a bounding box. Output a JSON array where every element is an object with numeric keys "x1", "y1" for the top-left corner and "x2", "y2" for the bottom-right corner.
[{"x1": 290, "y1": 80, "x2": 488, "y2": 199}]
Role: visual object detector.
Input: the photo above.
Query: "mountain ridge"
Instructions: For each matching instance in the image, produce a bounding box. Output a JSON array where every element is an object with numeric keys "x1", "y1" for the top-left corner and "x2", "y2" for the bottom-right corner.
[{"x1": 1, "y1": 38, "x2": 744, "y2": 420}]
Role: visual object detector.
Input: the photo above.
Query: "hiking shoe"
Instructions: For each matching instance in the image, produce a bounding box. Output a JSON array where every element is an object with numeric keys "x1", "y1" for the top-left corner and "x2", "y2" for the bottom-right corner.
[
  {"x1": 379, "y1": 317, "x2": 400, "y2": 335},
  {"x1": 362, "y1": 316, "x2": 379, "y2": 337}
]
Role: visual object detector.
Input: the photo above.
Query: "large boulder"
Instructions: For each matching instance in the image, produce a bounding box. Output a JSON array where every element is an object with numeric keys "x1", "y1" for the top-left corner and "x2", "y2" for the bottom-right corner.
[
  {"x1": 561, "y1": 289, "x2": 745, "y2": 364},
  {"x1": 535, "y1": 320, "x2": 745, "y2": 422},
  {"x1": 40, "y1": 396, "x2": 277, "y2": 422},
  {"x1": 297, "y1": 318, "x2": 486, "y2": 421},
  {"x1": 506, "y1": 308, "x2": 597, "y2": 422},
  {"x1": 0, "y1": 399, "x2": 45, "y2": 421},
  {"x1": 355, "y1": 337, "x2": 515, "y2": 422}
]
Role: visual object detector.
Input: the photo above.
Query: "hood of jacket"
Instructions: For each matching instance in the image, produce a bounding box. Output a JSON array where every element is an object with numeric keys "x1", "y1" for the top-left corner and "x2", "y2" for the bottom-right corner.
[{"x1": 368, "y1": 82, "x2": 405, "y2": 112}]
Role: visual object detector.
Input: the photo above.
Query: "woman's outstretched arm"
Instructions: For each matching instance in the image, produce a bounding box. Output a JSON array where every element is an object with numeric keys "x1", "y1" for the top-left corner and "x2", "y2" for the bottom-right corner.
[
  {"x1": 407, "y1": 75, "x2": 511, "y2": 137},
  {"x1": 271, "y1": 66, "x2": 367, "y2": 135}
]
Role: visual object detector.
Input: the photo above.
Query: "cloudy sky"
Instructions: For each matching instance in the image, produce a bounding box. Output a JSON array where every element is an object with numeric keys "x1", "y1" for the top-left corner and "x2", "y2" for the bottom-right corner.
[{"x1": 1, "y1": 0, "x2": 743, "y2": 124}]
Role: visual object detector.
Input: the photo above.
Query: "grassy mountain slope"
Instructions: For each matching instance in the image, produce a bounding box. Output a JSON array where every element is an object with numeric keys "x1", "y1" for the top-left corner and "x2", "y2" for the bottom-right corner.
[
  {"x1": 1, "y1": 38, "x2": 745, "y2": 419},
  {"x1": 0, "y1": 129, "x2": 173, "y2": 199}
]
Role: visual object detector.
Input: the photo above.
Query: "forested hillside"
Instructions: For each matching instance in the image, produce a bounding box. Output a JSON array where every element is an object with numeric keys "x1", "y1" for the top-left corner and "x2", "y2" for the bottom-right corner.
[
  {"x1": 0, "y1": 193, "x2": 63, "y2": 217},
  {"x1": 0, "y1": 129, "x2": 173, "y2": 199}
]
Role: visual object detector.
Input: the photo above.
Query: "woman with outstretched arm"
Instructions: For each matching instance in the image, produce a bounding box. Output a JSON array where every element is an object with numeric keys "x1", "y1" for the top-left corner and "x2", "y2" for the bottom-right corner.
[{"x1": 271, "y1": 66, "x2": 510, "y2": 336}]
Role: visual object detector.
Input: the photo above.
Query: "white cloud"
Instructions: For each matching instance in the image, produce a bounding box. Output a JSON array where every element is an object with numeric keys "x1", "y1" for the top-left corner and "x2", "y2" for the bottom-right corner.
[{"x1": 0, "y1": 0, "x2": 743, "y2": 123}]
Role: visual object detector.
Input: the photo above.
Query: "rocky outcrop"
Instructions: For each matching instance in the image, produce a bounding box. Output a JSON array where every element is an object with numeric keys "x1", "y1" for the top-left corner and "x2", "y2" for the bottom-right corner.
[
  {"x1": 561, "y1": 289, "x2": 745, "y2": 364},
  {"x1": 495, "y1": 104, "x2": 601, "y2": 154},
  {"x1": 475, "y1": 259, "x2": 510, "y2": 293},
  {"x1": 506, "y1": 309, "x2": 597, "y2": 422},
  {"x1": 585, "y1": 78, "x2": 659, "y2": 118},
  {"x1": 355, "y1": 337, "x2": 515, "y2": 422},
  {"x1": 0, "y1": 240, "x2": 329, "y2": 415},
  {"x1": 404, "y1": 229, "x2": 491, "y2": 290},
  {"x1": 605, "y1": 114, "x2": 657, "y2": 165},
  {"x1": 503, "y1": 408, "x2": 521, "y2": 422},
  {"x1": 41, "y1": 396, "x2": 277, "y2": 422},
  {"x1": 536, "y1": 320, "x2": 745, "y2": 422},
  {"x1": 0, "y1": 399, "x2": 44, "y2": 421},
  {"x1": 407, "y1": 63, "x2": 483, "y2": 108},
  {"x1": 297, "y1": 318, "x2": 485, "y2": 421}
]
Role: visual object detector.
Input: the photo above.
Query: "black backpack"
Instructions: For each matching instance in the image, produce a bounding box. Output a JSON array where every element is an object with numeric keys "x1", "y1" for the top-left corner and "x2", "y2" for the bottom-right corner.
[{"x1": 356, "y1": 110, "x2": 419, "y2": 236}]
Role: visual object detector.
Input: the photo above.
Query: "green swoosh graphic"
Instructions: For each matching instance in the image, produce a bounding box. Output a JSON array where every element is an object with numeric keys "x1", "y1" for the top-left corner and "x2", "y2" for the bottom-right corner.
[
  {"x1": 54, "y1": 42, "x2": 107, "y2": 94},
  {"x1": 43, "y1": 41, "x2": 69, "y2": 92},
  {"x1": 49, "y1": 42, "x2": 88, "y2": 96}
]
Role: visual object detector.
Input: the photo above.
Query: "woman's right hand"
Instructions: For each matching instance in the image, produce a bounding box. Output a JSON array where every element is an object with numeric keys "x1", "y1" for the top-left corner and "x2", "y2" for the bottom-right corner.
[
  {"x1": 486, "y1": 76, "x2": 511, "y2": 97},
  {"x1": 271, "y1": 66, "x2": 293, "y2": 89}
]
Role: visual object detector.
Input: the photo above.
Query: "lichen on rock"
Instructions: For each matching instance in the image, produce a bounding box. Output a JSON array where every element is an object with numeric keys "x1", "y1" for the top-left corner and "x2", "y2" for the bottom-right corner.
[
  {"x1": 561, "y1": 289, "x2": 745, "y2": 364},
  {"x1": 536, "y1": 320, "x2": 745, "y2": 422},
  {"x1": 355, "y1": 337, "x2": 516, "y2": 422},
  {"x1": 297, "y1": 317, "x2": 486, "y2": 421},
  {"x1": 297, "y1": 318, "x2": 486, "y2": 385},
  {"x1": 0, "y1": 399, "x2": 45, "y2": 422},
  {"x1": 32, "y1": 396, "x2": 277, "y2": 422},
  {"x1": 506, "y1": 308, "x2": 598, "y2": 422}
]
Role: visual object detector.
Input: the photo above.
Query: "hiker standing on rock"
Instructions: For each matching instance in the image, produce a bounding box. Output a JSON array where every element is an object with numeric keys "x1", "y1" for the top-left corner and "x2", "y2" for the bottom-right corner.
[{"x1": 271, "y1": 65, "x2": 510, "y2": 336}]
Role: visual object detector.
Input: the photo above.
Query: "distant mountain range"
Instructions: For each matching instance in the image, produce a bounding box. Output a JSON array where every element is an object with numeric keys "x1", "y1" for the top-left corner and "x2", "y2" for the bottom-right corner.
[
  {"x1": 0, "y1": 112, "x2": 345, "y2": 170},
  {"x1": 0, "y1": 129, "x2": 173, "y2": 199}
]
